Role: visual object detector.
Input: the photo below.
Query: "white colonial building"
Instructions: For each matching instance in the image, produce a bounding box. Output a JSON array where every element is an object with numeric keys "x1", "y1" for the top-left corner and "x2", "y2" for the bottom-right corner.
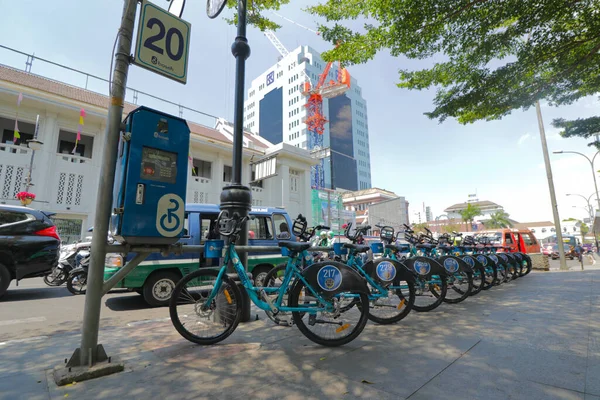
[{"x1": 0, "y1": 65, "x2": 316, "y2": 241}]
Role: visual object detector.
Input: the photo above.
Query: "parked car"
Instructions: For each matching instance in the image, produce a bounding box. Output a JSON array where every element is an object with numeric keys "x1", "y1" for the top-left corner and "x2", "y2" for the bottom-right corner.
[
  {"x1": 0, "y1": 205, "x2": 61, "y2": 299},
  {"x1": 541, "y1": 244, "x2": 554, "y2": 256},
  {"x1": 476, "y1": 228, "x2": 541, "y2": 254},
  {"x1": 104, "y1": 204, "x2": 297, "y2": 306}
]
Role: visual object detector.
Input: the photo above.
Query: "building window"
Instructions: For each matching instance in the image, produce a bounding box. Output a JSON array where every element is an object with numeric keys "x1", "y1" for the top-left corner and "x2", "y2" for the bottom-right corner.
[
  {"x1": 223, "y1": 165, "x2": 233, "y2": 183},
  {"x1": 290, "y1": 169, "x2": 299, "y2": 192},
  {"x1": 192, "y1": 159, "x2": 212, "y2": 179},
  {"x1": 248, "y1": 216, "x2": 273, "y2": 240},
  {"x1": 250, "y1": 169, "x2": 263, "y2": 188}
]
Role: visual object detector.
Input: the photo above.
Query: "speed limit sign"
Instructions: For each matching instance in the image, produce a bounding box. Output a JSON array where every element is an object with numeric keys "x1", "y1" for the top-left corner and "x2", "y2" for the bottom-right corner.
[{"x1": 134, "y1": 0, "x2": 191, "y2": 84}]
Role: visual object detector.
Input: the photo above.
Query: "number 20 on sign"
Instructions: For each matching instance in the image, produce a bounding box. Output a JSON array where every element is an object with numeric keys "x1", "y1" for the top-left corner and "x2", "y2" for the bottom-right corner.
[{"x1": 134, "y1": 0, "x2": 191, "y2": 84}]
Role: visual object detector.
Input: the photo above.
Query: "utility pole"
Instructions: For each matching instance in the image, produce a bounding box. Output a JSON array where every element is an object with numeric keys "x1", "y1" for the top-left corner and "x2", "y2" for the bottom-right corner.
[
  {"x1": 68, "y1": 0, "x2": 138, "y2": 367},
  {"x1": 536, "y1": 101, "x2": 567, "y2": 270}
]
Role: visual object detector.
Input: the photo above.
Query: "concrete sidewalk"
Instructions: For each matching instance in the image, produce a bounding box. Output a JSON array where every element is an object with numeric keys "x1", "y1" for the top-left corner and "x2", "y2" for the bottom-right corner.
[{"x1": 1, "y1": 270, "x2": 599, "y2": 400}]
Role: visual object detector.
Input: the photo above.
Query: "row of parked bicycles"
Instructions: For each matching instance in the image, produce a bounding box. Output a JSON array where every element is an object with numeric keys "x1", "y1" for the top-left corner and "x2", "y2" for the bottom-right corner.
[{"x1": 168, "y1": 213, "x2": 532, "y2": 347}]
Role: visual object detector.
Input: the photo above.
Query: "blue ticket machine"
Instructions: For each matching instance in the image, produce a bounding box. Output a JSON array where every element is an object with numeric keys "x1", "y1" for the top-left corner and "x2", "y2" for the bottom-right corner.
[{"x1": 110, "y1": 106, "x2": 190, "y2": 245}]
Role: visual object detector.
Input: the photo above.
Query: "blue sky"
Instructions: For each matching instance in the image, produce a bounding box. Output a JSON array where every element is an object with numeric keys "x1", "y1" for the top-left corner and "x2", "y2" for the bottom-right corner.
[{"x1": 1, "y1": 0, "x2": 599, "y2": 223}]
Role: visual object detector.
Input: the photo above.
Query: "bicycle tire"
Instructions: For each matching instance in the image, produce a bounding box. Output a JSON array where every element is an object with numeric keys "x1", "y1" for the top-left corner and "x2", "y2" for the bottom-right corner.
[
  {"x1": 443, "y1": 272, "x2": 473, "y2": 304},
  {"x1": 289, "y1": 279, "x2": 369, "y2": 347},
  {"x1": 169, "y1": 269, "x2": 242, "y2": 345},
  {"x1": 413, "y1": 275, "x2": 447, "y2": 312},
  {"x1": 366, "y1": 276, "x2": 415, "y2": 324},
  {"x1": 470, "y1": 265, "x2": 486, "y2": 295}
]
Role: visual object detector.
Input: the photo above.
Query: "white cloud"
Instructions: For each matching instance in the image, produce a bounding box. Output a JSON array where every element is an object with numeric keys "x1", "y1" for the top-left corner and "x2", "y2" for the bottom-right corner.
[{"x1": 518, "y1": 133, "x2": 532, "y2": 146}]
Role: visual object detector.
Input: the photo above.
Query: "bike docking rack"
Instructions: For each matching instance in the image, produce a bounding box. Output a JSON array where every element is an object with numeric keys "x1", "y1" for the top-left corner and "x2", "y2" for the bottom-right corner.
[{"x1": 54, "y1": 240, "x2": 336, "y2": 385}]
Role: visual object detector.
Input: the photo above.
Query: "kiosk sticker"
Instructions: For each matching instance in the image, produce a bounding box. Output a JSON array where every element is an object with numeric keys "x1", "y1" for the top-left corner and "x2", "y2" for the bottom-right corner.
[
  {"x1": 463, "y1": 256, "x2": 475, "y2": 268},
  {"x1": 376, "y1": 261, "x2": 396, "y2": 281},
  {"x1": 156, "y1": 193, "x2": 184, "y2": 237},
  {"x1": 414, "y1": 260, "x2": 431, "y2": 275},
  {"x1": 476, "y1": 255, "x2": 488, "y2": 266},
  {"x1": 317, "y1": 266, "x2": 342, "y2": 291},
  {"x1": 443, "y1": 258, "x2": 460, "y2": 273}
]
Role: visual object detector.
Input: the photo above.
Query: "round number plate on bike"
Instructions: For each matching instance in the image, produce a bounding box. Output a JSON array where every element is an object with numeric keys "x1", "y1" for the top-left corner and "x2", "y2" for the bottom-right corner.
[
  {"x1": 476, "y1": 255, "x2": 488, "y2": 266},
  {"x1": 317, "y1": 265, "x2": 342, "y2": 291},
  {"x1": 490, "y1": 255, "x2": 499, "y2": 263},
  {"x1": 376, "y1": 261, "x2": 396, "y2": 281},
  {"x1": 498, "y1": 254, "x2": 509, "y2": 262},
  {"x1": 463, "y1": 256, "x2": 475, "y2": 268},
  {"x1": 443, "y1": 258, "x2": 459, "y2": 273},
  {"x1": 515, "y1": 253, "x2": 523, "y2": 260},
  {"x1": 414, "y1": 260, "x2": 431, "y2": 275}
]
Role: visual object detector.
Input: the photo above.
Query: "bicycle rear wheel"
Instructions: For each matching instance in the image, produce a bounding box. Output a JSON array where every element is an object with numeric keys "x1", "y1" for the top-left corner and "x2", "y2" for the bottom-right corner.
[
  {"x1": 470, "y1": 265, "x2": 485, "y2": 295},
  {"x1": 367, "y1": 277, "x2": 415, "y2": 324},
  {"x1": 169, "y1": 269, "x2": 242, "y2": 345},
  {"x1": 289, "y1": 280, "x2": 369, "y2": 347},
  {"x1": 413, "y1": 275, "x2": 447, "y2": 312},
  {"x1": 442, "y1": 272, "x2": 473, "y2": 304}
]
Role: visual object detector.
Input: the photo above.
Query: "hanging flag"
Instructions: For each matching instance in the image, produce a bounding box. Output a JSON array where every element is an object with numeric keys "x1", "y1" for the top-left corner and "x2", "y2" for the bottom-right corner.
[
  {"x1": 188, "y1": 152, "x2": 196, "y2": 176},
  {"x1": 72, "y1": 108, "x2": 85, "y2": 154},
  {"x1": 13, "y1": 120, "x2": 20, "y2": 141},
  {"x1": 13, "y1": 93, "x2": 23, "y2": 144}
]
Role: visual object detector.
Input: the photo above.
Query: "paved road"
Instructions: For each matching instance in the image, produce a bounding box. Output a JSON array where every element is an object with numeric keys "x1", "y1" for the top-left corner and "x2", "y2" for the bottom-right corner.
[
  {"x1": 0, "y1": 278, "x2": 169, "y2": 342},
  {"x1": 0, "y1": 269, "x2": 598, "y2": 400},
  {"x1": 1, "y1": 256, "x2": 596, "y2": 342},
  {"x1": 549, "y1": 254, "x2": 600, "y2": 270}
]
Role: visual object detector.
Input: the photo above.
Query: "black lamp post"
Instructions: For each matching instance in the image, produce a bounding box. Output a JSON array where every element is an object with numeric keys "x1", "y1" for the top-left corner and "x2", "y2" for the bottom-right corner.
[{"x1": 203, "y1": 0, "x2": 253, "y2": 321}]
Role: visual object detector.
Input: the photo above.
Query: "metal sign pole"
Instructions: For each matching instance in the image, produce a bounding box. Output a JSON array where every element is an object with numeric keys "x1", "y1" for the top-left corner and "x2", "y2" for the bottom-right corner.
[{"x1": 67, "y1": 0, "x2": 138, "y2": 367}]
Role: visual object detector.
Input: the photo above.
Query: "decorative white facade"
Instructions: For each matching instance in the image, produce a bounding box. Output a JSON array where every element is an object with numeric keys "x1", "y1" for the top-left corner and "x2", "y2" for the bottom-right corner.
[
  {"x1": 0, "y1": 65, "x2": 315, "y2": 240},
  {"x1": 243, "y1": 45, "x2": 372, "y2": 191}
]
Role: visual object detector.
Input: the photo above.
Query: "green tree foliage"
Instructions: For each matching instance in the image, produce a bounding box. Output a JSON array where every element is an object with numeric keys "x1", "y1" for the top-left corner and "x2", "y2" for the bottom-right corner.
[
  {"x1": 486, "y1": 211, "x2": 513, "y2": 229},
  {"x1": 459, "y1": 204, "x2": 481, "y2": 232},
  {"x1": 552, "y1": 116, "x2": 600, "y2": 149},
  {"x1": 564, "y1": 217, "x2": 590, "y2": 242},
  {"x1": 224, "y1": 0, "x2": 291, "y2": 31},
  {"x1": 442, "y1": 223, "x2": 463, "y2": 234},
  {"x1": 307, "y1": 0, "x2": 600, "y2": 124}
]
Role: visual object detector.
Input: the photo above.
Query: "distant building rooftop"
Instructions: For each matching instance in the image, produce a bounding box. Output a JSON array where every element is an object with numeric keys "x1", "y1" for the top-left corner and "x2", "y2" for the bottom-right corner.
[{"x1": 444, "y1": 200, "x2": 503, "y2": 212}]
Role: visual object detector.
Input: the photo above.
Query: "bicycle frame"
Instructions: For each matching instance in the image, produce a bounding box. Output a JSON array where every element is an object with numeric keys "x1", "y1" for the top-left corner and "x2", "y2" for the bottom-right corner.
[{"x1": 204, "y1": 244, "x2": 333, "y2": 314}]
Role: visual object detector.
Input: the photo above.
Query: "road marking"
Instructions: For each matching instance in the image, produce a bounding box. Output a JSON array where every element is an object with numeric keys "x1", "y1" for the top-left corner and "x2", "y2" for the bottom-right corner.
[
  {"x1": 0, "y1": 316, "x2": 47, "y2": 326},
  {"x1": 126, "y1": 317, "x2": 170, "y2": 327},
  {"x1": 0, "y1": 336, "x2": 49, "y2": 346}
]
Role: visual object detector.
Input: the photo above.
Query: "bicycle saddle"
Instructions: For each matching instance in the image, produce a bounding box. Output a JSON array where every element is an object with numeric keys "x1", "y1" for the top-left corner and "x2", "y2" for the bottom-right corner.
[
  {"x1": 343, "y1": 243, "x2": 370, "y2": 253},
  {"x1": 437, "y1": 244, "x2": 453, "y2": 252},
  {"x1": 416, "y1": 243, "x2": 435, "y2": 249},
  {"x1": 385, "y1": 243, "x2": 410, "y2": 252},
  {"x1": 278, "y1": 241, "x2": 312, "y2": 252}
]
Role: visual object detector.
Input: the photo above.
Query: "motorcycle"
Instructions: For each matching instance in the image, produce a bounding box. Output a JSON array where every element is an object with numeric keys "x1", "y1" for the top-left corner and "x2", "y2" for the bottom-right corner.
[
  {"x1": 44, "y1": 240, "x2": 91, "y2": 287},
  {"x1": 66, "y1": 249, "x2": 90, "y2": 295}
]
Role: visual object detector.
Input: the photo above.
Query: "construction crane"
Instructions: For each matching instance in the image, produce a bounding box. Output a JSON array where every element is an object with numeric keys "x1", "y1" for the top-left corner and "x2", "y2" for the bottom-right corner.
[{"x1": 263, "y1": 18, "x2": 351, "y2": 189}]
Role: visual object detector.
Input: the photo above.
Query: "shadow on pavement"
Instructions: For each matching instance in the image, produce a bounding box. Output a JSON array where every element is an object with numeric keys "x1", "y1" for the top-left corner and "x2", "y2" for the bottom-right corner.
[
  {"x1": 1, "y1": 286, "x2": 73, "y2": 302},
  {"x1": 104, "y1": 293, "x2": 156, "y2": 311}
]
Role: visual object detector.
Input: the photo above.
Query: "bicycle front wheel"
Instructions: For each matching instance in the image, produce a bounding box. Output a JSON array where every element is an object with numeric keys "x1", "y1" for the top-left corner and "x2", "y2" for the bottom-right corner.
[
  {"x1": 289, "y1": 280, "x2": 369, "y2": 347},
  {"x1": 169, "y1": 269, "x2": 242, "y2": 345}
]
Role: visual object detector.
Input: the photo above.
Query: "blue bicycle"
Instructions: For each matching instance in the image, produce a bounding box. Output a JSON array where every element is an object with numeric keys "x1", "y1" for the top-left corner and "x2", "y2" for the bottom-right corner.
[
  {"x1": 169, "y1": 211, "x2": 371, "y2": 347},
  {"x1": 338, "y1": 223, "x2": 416, "y2": 324}
]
